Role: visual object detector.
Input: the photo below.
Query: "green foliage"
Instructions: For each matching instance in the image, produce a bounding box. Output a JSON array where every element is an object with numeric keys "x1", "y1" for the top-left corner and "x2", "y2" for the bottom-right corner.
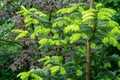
[
  {"x1": 0, "y1": 45, "x2": 21, "y2": 80},
  {"x1": 76, "y1": 69, "x2": 82, "y2": 76},
  {"x1": 0, "y1": 19, "x2": 16, "y2": 39},
  {"x1": 30, "y1": 26, "x2": 51, "y2": 39},
  {"x1": 17, "y1": 69, "x2": 43, "y2": 80},
  {"x1": 98, "y1": 8, "x2": 116, "y2": 21},
  {"x1": 18, "y1": 56, "x2": 66, "y2": 79},
  {"x1": 57, "y1": 6, "x2": 77, "y2": 14},
  {"x1": 82, "y1": 9, "x2": 96, "y2": 23},
  {"x1": 50, "y1": 66, "x2": 66, "y2": 75},
  {"x1": 38, "y1": 56, "x2": 63, "y2": 65},
  {"x1": 96, "y1": 0, "x2": 120, "y2": 24},
  {"x1": 69, "y1": 33, "x2": 87, "y2": 43},
  {"x1": 14, "y1": 2, "x2": 120, "y2": 80},
  {"x1": 12, "y1": 29, "x2": 28, "y2": 40},
  {"x1": 64, "y1": 24, "x2": 80, "y2": 33},
  {"x1": 17, "y1": 55, "x2": 83, "y2": 80}
]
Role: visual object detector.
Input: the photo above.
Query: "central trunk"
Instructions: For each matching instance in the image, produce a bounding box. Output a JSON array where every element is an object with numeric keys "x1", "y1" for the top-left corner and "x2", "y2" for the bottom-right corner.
[{"x1": 86, "y1": 39, "x2": 91, "y2": 80}]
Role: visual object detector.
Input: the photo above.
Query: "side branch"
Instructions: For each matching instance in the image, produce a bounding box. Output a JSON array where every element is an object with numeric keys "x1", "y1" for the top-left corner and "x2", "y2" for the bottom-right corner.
[{"x1": 0, "y1": 39, "x2": 23, "y2": 47}]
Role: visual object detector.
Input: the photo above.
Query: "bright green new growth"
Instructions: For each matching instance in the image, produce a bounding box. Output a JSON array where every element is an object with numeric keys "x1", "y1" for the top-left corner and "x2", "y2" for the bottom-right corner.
[{"x1": 12, "y1": 29, "x2": 28, "y2": 40}]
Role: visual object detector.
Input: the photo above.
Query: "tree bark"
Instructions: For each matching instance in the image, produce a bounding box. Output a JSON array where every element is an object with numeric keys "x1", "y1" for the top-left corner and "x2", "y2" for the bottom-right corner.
[
  {"x1": 89, "y1": 0, "x2": 94, "y2": 9},
  {"x1": 86, "y1": 39, "x2": 91, "y2": 80},
  {"x1": 86, "y1": 0, "x2": 94, "y2": 80}
]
